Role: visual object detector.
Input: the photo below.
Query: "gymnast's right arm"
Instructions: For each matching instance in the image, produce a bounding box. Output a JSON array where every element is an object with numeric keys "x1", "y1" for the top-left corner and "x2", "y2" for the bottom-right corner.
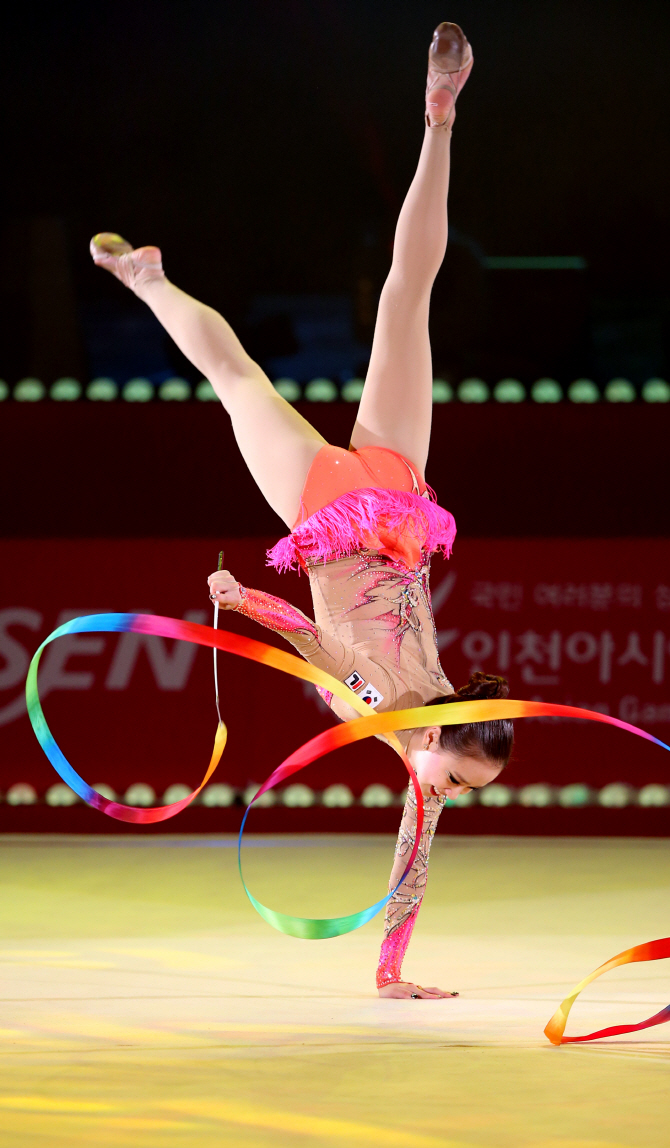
[{"x1": 207, "y1": 568, "x2": 357, "y2": 680}]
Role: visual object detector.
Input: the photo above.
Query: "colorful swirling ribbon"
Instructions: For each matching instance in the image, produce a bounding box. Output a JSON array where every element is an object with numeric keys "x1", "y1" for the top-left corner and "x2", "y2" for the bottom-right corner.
[
  {"x1": 26, "y1": 613, "x2": 670, "y2": 1038},
  {"x1": 25, "y1": 612, "x2": 424, "y2": 939},
  {"x1": 545, "y1": 938, "x2": 670, "y2": 1045}
]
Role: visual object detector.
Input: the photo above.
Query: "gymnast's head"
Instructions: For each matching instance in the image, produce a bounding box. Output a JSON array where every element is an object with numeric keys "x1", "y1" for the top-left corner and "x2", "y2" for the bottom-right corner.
[{"x1": 406, "y1": 672, "x2": 513, "y2": 800}]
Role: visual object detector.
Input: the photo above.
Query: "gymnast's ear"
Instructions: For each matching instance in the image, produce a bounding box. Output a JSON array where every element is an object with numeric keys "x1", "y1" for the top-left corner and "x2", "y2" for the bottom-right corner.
[{"x1": 421, "y1": 726, "x2": 443, "y2": 751}]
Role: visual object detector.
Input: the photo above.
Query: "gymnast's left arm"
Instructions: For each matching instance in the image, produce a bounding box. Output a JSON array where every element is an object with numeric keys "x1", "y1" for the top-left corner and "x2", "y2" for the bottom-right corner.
[{"x1": 376, "y1": 786, "x2": 459, "y2": 1000}]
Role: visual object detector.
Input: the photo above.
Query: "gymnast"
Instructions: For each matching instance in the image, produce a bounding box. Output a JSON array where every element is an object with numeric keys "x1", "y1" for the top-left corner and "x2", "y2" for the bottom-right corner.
[{"x1": 91, "y1": 21, "x2": 513, "y2": 1001}]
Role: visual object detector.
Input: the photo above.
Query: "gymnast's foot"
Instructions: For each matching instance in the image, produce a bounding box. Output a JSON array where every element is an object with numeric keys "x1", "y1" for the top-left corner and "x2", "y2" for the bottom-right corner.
[
  {"x1": 425, "y1": 21, "x2": 473, "y2": 130},
  {"x1": 90, "y1": 232, "x2": 165, "y2": 292}
]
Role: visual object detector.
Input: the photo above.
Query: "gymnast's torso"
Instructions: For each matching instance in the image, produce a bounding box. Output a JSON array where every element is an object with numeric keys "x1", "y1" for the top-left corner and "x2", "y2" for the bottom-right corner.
[
  {"x1": 234, "y1": 443, "x2": 457, "y2": 744},
  {"x1": 306, "y1": 549, "x2": 453, "y2": 726}
]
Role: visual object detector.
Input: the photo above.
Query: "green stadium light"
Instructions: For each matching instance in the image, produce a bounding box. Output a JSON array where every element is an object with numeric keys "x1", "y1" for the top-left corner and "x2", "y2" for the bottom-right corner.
[
  {"x1": 604, "y1": 378, "x2": 636, "y2": 403},
  {"x1": 494, "y1": 378, "x2": 526, "y2": 403},
  {"x1": 86, "y1": 378, "x2": 118, "y2": 401},
  {"x1": 598, "y1": 783, "x2": 634, "y2": 807},
  {"x1": 162, "y1": 783, "x2": 192, "y2": 804},
  {"x1": 50, "y1": 378, "x2": 82, "y2": 401},
  {"x1": 322, "y1": 784, "x2": 354, "y2": 808},
  {"x1": 452, "y1": 790, "x2": 476, "y2": 806},
  {"x1": 519, "y1": 783, "x2": 555, "y2": 807},
  {"x1": 243, "y1": 783, "x2": 275, "y2": 807},
  {"x1": 341, "y1": 378, "x2": 365, "y2": 402},
  {"x1": 273, "y1": 378, "x2": 301, "y2": 401},
  {"x1": 304, "y1": 378, "x2": 337, "y2": 402},
  {"x1": 282, "y1": 783, "x2": 316, "y2": 807},
  {"x1": 638, "y1": 784, "x2": 670, "y2": 806},
  {"x1": 642, "y1": 378, "x2": 670, "y2": 403},
  {"x1": 14, "y1": 378, "x2": 46, "y2": 402},
  {"x1": 122, "y1": 378, "x2": 154, "y2": 403},
  {"x1": 458, "y1": 378, "x2": 489, "y2": 403},
  {"x1": 92, "y1": 783, "x2": 116, "y2": 800},
  {"x1": 6, "y1": 783, "x2": 37, "y2": 805},
  {"x1": 158, "y1": 377, "x2": 191, "y2": 401},
  {"x1": 201, "y1": 783, "x2": 236, "y2": 807},
  {"x1": 558, "y1": 783, "x2": 593, "y2": 807},
  {"x1": 479, "y1": 783, "x2": 514, "y2": 807},
  {"x1": 195, "y1": 379, "x2": 218, "y2": 401},
  {"x1": 124, "y1": 782, "x2": 156, "y2": 805},
  {"x1": 568, "y1": 379, "x2": 599, "y2": 403},
  {"x1": 432, "y1": 379, "x2": 453, "y2": 403},
  {"x1": 360, "y1": 784, "x2": 394, "y2": 808},
  {"x1": 531, "y1": 378, "x2": 562, "y2": 403},
  {"x1": 45, "y1": 783, "x2": 79, "y2": 807}
]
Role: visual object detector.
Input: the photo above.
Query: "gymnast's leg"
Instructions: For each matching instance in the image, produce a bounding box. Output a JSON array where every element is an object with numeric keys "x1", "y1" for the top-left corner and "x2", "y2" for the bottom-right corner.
[
  {"x1": 350, "y1": 22, "x2": 472, "y2": 476},
  {"x1": 90, "y1": 237, "x2": 325, "y2": 527}
]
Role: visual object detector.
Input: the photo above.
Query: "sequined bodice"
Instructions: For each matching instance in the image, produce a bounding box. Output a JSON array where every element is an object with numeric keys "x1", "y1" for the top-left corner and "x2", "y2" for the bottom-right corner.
[{"x1": 307, "y1": 551, "x2": 453, "y2": 728}]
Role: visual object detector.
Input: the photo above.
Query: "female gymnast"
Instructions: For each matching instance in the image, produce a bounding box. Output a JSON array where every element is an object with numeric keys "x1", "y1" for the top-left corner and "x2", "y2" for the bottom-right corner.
[{"x1": 91, "y1": 21, "x2": 513, "y2": 1001}]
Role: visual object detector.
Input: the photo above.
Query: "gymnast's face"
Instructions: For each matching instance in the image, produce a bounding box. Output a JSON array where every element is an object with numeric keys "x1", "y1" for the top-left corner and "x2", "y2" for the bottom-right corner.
[{"x1": 408, "y1": 726, "x2": 502, "y2": 800}]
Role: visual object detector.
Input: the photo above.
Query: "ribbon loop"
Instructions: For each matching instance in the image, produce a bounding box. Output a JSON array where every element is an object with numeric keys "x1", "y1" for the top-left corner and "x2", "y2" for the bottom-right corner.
[{"x1": 544, "y1": 938, "x2": 670, "y2": 1044}]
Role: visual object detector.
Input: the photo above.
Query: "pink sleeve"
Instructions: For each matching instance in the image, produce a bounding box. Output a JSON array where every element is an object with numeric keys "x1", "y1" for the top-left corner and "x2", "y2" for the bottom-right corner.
[
  {"x1": 235, "y1": 586, "x2": 356, "y2": 684},
  {"x1": 376, "y1": 913, "x2": 420, "y2": 989},
  {"x1": 376, "y1": 786, "x2": 445, "y2": 989},
  {"x1": 235, "y1": 585, "x2": 318, "y2": 638}
]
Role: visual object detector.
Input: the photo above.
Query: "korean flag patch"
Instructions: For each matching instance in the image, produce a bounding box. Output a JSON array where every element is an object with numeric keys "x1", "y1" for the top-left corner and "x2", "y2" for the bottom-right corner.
[{"x1": 359, "y1": 684, "x2": 384, "y2": 708}]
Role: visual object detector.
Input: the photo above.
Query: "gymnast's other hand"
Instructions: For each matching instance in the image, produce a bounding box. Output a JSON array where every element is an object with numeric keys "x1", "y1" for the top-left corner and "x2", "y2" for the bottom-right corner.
[
  {"x1": 378, "y1": 982, "x2": 459, "y2": 1000},
  {"x1": 207, "y1": 569, "x2": 243, "y2": 609}
]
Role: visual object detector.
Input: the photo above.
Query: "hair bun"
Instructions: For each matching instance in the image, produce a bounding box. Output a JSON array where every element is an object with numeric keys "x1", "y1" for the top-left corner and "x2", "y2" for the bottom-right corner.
[
  {"x1": 455, "y1": 671, "x2": 509, "y2": 701},
  {"x1": 424, "y1": 672, "x2": 514, "y2": 767}
]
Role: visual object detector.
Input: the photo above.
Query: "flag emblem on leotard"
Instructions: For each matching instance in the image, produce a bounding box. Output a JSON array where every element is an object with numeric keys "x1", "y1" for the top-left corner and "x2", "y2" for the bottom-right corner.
[
  {"x1": 360, "y1": 684, "x2": 384, "y2": 707},
  {"x1": 345, "y1": 671, "x2": 384, "y2": 708}
]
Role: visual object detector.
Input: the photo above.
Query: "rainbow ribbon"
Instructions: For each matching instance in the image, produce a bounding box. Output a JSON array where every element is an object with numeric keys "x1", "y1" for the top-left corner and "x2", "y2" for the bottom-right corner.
[
  {"x1": 544, "y1": 938, "x2": 670, "y2": 1045},
  {"x1": 26, "y1": 613, "x2": 670, "y2": 1040},
  {"x1": 25, "y1": 613, "x2": 424, "y2": 939}
]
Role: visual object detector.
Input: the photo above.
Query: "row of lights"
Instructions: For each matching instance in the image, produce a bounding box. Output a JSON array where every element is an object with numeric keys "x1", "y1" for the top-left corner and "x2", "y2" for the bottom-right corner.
[
  {"x1": 3, "y1": 780, "x2": 668, "y2": 809},
  {"x1": 2, "y1": 377, "x2": 214, "y2": 403},
  {"x1": 3, "y1": 376, "x2": 670, "y2": 405},
  {"x1": 278, "y1": 377, "x2": 670, "y2": 405}
]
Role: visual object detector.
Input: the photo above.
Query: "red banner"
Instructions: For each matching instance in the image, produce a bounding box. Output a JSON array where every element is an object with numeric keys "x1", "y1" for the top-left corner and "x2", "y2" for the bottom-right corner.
[{"x1": 1, "y1": 538, "x2": 669, "y2": 801}]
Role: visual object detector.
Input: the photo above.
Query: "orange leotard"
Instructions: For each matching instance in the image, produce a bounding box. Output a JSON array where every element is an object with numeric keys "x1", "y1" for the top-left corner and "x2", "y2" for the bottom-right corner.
[{"x1": 242, "y1": 444, "x2": 457, "y2": 739}]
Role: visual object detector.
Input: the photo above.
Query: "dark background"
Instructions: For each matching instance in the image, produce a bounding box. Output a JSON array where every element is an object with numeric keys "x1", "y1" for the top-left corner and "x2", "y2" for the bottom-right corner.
[
  {"x1": 1, "y1": 0, "x2": 669, "y2": 388},
  {"x1": 2, "y1": 0, "x2": 670, "y2": 540},
  {"x1": 2, "y1": 402, "x2": 669, "y2": 539}
]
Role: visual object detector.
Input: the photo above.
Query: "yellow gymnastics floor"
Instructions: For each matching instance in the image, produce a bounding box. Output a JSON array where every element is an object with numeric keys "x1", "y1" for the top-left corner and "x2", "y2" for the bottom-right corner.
[{"x1": 0, "y1": 833, "x2": 668, "y2": 1148}]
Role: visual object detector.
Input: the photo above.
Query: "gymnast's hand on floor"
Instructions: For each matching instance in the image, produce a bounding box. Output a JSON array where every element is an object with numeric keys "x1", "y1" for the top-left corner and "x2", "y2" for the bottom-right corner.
[
  {"x1": 378, "y1": 982, "x2": 459, "y2": 1000},
  {"x1": 207, "y1": 569, "x2": 243, "y2": 609}
]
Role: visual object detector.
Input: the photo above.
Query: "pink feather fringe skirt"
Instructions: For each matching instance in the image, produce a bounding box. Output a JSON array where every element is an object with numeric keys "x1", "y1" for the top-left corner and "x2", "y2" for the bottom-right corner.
[{"x1": 266, "y1": 445, "x2": 456, "y2": 572}]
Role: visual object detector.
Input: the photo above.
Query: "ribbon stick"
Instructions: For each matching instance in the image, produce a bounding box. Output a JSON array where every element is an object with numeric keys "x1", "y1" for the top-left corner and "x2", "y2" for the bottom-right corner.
[
  {"x1": 545, "y1": 938, "x2": 670, "y2": 1045},
  {"x1": 213, "y1": 549, "x2": 224, "y2": 727},
  {"x1": 26, "y1": 614, "x2": 670, "y2": 970}
]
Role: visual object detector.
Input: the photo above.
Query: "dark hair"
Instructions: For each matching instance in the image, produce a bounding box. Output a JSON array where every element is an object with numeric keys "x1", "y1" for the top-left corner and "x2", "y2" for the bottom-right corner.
[{"x1": 425, "y1": 672, "x2": 514, "y2": 767}]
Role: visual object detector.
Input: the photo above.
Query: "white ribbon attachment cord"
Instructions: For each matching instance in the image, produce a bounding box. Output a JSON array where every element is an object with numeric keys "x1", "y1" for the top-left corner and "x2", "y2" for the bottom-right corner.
[{"x1": 213, "y1": 549, "x2": 224, "y2": 726}]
